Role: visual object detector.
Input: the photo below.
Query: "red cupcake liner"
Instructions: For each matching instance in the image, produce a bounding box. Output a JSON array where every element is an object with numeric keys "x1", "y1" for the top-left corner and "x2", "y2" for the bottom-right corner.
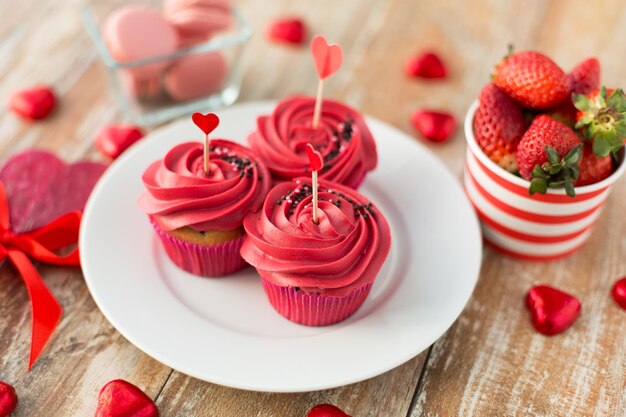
[
  {"x1": 261, "y1": 278, "x2": 372, "y2": 326},
  {"x1": 151, "y1": 220, "x2": 247, "y2": 277}
]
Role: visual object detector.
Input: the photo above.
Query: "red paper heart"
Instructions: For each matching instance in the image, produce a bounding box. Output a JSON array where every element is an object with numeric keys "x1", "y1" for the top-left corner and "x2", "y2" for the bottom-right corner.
[
  {"x1": 96, "y1": 125, "x2": 144, "y2": 160},
  {"x1": 95, "y1": 380, "x2": 158, "y2": 417},
  {"x1": 191, "y1": 112, "x2": 220, "y2": 135},
  {"x1": 267, "y1": 17, "x2": 306, "y2": 45},
  {"x1": 310, "y1": 35, "x2": 343, "y2": 80},
  {"x1": 307, "y1": 404, "x2": 351, "y2": 417},
  {"x1": 0, "y1": 150, "x2": 106, "y2": 233},
  {"x1": 0, "y1": 382, "x2": 18, "y2": 417},
  {"x1": 305, "y1": 143, "x2": 324, "y2": 171},
  {"x1": 9, "y1": 86, "x2": 56, "y2": 120},
  {"x1": 405, "y1": 52, "x2": 447, "y2": 79},
  {"x1": 611, "y1": 277, "x2": 626, "y2": 310},
  {"x1": 526, "y1": 285, "x2": 581, "y2": 336},
  {"x1": 410, "y1": 110, "x2": 457, "y2": 142}
]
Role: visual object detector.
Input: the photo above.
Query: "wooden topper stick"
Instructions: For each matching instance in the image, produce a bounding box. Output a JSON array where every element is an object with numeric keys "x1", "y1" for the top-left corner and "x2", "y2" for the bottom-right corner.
[
  {"x1": 310, "y1": 35, "x2": 343, "y2": 129},
  {"x1": 312, "y1": 79, "x2": 324, "y2": 129},
  {"x1": 191, "y1": 112, "x2": 220, "y2": 175},
  {"x1": 305, "y1": 144, "x2": 324, "y2": 224}
]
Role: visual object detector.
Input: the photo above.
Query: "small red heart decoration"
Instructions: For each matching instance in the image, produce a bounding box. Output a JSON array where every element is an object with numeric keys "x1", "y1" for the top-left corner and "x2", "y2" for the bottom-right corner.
[
  {"x1": 307, "y1": 404, "x2": 351, "y2": 417},
  {"x1": 405, "y1": 52, "x2": 447, "y2": 79},
  {"x1": 310, "y1": 35, "x2": 343, "y2": 80},
  {"x1": 526, "y1": 285, "x2": 581, "y2": 336},
  {"x1": 95, "y1": 380, "x2": 158, "y2": 417},
  {"x1": 96, "y1": 125, "x2": 144, "y2": 160},
  {"x1": 267, "y1": 17, "x2": 306, "y2": 45},
  {"x1": 410, "y1": 110, "x2": 457, "y2": 143},
  {"x1": 9, "y1": 85, "x2": 56, "y2": 120},
  {"x1": 611, "y1": 277, "x2": 626, "y2": 310},
  {"x1": 305, "y1": 143, "x2": 324, "y2": 171},
  {"x1": 0, "y1": 382, "x2": 18, "y2": 417},
  {"x1": 191, "y1": 112, "x2": 220, "y2": 135}
]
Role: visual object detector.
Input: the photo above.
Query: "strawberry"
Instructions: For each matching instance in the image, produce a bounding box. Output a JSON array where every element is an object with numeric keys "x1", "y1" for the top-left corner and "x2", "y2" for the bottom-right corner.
[
  {"x1": 574, "y1": 145, "x2": 613, "y2": 186},
  {"x1": 473, "y1": 83, "x2": 526, "y2": 172},
  {"x1": 517, "y1": 115, "x2": 583, "y2": 197},
  {"x1": 493, "y1": 51, "x2": 568, "y2": 110},
  {"x1": 549, "y1": 58, "x2": 601, "y2": 126},
  {"x1": 567, "y1": 57, "x2": 600, "y2": 95},
  {"x1": 574, "y1": 87, "x2": 626, "y2": 157}
]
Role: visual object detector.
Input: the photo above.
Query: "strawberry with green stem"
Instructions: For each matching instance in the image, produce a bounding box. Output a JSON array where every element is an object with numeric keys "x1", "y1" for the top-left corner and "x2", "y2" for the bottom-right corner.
[
  {"x1": 574, "y1": 87, "x2": 626, "y2": 157},
  {"x1": 493, "y1": 50, "x2": 569, "y2": 110},
  {"x1": 517, "y1": 115, "x2": 583, "y2": 197}
]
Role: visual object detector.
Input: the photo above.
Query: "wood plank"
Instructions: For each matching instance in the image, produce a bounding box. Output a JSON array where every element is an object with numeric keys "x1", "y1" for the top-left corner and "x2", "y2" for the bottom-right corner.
[
  {"x1": 155, "y1": 355, "x2": 425, "y2": 417},
  {"x1": 0, "y1": 0, "x2": 625, "y2": 415},
  {"x1": 411, "y1": 0, "x2": 626, "y2": 415}
]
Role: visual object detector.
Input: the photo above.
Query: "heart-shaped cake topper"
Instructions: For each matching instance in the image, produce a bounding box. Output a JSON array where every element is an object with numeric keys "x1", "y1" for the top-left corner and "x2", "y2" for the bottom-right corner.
[
  {"x1": 311, "y1": 35, "x2": 343, "y2": 80},
  {"x1": 192, "y1": 112, "x2": 220, "y2": 135},
  {"x1": 526, "y1": 285, "x2": 581, "y2": 336},
  {"x1": 95, "y1": 380, "x2": 158, "y2": 417},
  {"x1": 305, "y1": 143, "x2": 324, "y2": 171}
]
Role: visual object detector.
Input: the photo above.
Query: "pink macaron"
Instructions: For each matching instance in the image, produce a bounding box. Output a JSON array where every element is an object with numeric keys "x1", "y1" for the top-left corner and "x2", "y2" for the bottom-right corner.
[
  {"x1": 164, "y1": 52, "x2": 227, "y2": 101},
  {"x1": 120, "y1": 71, "x2": 163, "y2": 101},
  {"x1": 163, "y1": 0, "x2": 232, "y2": 46},
  {"x1": 104, "y1": 6, "x2": 179, "y2": 76}
]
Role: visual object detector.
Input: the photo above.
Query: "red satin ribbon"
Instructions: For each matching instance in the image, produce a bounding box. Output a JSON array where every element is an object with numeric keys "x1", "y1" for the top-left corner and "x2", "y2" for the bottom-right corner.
[{"x1": 0, "y1": 183, "x2": 81, "y2": 370}]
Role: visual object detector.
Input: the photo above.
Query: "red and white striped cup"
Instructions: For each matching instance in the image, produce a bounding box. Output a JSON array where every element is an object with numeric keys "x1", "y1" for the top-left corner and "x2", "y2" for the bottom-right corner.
[{"x1": 463, "y1": 101, "x2": 625, "y2": 261}]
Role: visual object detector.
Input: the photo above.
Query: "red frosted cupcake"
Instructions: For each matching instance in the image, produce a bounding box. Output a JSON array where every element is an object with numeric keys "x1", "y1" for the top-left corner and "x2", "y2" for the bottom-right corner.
[
  {"x1": 248, "y1": 97, "x2": 378, "y2": 188},
  {"x1": 138, "y1": 139, "x2": 270, "y2": 277},
  {"x1": 241, "y1": 178, "x2": 391, "y2": 325}
]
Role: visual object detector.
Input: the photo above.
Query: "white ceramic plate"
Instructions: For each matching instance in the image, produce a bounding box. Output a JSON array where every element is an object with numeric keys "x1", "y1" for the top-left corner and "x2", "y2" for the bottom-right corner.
[{"x1": 80, "y1": 101, "x2": 482, "y2": 393}]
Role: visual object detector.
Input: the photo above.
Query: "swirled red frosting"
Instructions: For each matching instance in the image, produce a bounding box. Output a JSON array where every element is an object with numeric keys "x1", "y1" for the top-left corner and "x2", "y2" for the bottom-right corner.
[
  {"x1": 241, "y1": 178, "x2": 391, "y2": 297},
  {"x1": 138, "y1": 140, "x2": 271, "y2": 232},
  {"x1": 248, "y1": 97, "x2": 377, "y2": 188}
]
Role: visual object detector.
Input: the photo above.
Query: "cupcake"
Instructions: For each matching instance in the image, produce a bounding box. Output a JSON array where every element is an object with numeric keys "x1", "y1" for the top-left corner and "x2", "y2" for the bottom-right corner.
[
  {"x1": 241, "y1": 178, "x2": 391, "y2": 326},
  {"x1": 247, "y1": 96, "x2": 378, "y2": 188},
  {"x1": 138, "y1": 139, "x2": 270, "y2": 276}
]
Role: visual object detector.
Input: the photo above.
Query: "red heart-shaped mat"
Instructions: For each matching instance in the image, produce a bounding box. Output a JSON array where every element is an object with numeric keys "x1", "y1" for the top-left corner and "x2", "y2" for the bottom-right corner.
[{"x1": 0, "y1": 150, "x2": 106, "y2": 233}]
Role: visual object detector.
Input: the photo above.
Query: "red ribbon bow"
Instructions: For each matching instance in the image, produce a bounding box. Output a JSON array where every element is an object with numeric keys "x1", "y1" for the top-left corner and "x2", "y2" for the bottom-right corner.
[{"x1": 0, "y1": 183, "x2": 81, "y2": 370}]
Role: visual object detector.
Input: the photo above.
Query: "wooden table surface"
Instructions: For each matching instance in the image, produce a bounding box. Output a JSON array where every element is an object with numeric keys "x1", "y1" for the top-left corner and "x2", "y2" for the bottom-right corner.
[{"x1": 1, "y1": 0, "x2": 625, "y2": 416}]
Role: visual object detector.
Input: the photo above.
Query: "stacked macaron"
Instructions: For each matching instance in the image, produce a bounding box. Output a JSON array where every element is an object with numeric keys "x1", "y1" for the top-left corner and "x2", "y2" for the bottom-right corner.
[
  {"x1": 103, "y1": 0, "x2": 233, "y2": 102},
  {"x1": 164, "y1": 0, "x2": 232, "y2": 46}
]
